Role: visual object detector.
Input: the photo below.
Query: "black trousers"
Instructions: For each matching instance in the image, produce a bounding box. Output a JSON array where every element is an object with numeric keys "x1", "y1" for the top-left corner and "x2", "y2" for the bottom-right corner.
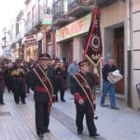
[
  {"x1": 35, "y1": 101, "x2": 49, "y2": 135},
  {"x1": 75, "y1": 100, "x2": 97, "y2": 135},
  {"x1": 12, "y1": 79, "x2": 26, "y2": 103},
  {"x1": 54, "y1": 78, "x2": 65, "y2": 101},
  {"x1": 0, "y1": 80, "x2": 4, "y2": 103},
  {"x1": 69, "y1": 76, "x2": 73, "y2": 94},
  {"x1": 5, "y1": 76, "x2": 12, "y2": 92}
]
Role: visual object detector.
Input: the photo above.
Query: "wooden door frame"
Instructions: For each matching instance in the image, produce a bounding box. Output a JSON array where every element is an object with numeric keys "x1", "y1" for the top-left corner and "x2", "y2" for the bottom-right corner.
[
  {"x1": 114, "y1": 38, "x2": 124, "y2": 66},
  {"x1": 114, "y1": 38, "x2": 124, "y2": 94}
]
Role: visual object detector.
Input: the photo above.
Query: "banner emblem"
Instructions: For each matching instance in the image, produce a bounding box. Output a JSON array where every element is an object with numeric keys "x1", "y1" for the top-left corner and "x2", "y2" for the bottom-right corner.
[
  {"x1": 83, "y1": 6, "x2": 102, "y2": 75},
  {"x1": 91, "y1": 35, "x2": 100, "y2": 51}
]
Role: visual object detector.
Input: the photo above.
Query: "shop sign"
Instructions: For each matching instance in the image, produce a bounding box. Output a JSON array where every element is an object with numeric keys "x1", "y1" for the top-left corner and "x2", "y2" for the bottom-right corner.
[
  {"x1": 56, "y1": 13, "x2": 92, "y2": 42},
  {"x1": 24, "y1": 35, "x2": 37, "y2": 44},
  {"x1": 42, "y1": 14, "x2": 52, "y2": 25}
]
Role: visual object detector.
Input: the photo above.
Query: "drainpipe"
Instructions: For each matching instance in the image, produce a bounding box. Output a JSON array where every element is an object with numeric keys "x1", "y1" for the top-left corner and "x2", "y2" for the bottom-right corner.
[{"x1": 126, "y1": 0, "x2": 132, "y2": 107}]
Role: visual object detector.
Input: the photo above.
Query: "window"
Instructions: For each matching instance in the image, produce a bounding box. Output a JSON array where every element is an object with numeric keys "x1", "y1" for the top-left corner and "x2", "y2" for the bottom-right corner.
[{"x1": 16, "y1": 23, "x2": 19, "y2": 35}]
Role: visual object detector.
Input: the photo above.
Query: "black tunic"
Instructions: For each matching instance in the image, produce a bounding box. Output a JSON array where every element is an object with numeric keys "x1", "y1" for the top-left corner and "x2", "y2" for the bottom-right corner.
[{"x1": 29, "y1": 66, "x2": 55, "y2": 102}]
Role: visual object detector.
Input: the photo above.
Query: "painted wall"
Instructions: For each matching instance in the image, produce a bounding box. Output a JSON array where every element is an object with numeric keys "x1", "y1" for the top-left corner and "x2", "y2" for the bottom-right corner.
[
  {"x1": 100, "y1": 1, "x2": 128, "y2": 98},
  {"x1": 131, "y1": 0, "x2": 140, "y2": 110},
  {"x1": 73, "y1": 37, "x2": 82, "y2": 63}
]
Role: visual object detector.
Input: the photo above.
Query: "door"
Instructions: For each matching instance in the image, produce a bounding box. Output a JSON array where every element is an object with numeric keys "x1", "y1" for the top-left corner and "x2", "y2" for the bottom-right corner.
[
  {"x1": 61, "y1": 41, "x2": 73, "y2": 64},
  {"x1": 114, "y1": 38, "x2": 124, "y2": 94}
]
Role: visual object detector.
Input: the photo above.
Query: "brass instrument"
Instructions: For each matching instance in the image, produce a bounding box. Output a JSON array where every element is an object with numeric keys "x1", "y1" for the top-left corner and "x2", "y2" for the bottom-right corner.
[{"x1": 11, "y1": 68, "x2": 24, "y2": 76}]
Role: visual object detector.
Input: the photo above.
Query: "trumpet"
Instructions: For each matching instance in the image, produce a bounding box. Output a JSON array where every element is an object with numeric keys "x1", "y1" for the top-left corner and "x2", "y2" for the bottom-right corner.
[{"x1": 11, "y1": 68, "x2": 24, "y2": 76}]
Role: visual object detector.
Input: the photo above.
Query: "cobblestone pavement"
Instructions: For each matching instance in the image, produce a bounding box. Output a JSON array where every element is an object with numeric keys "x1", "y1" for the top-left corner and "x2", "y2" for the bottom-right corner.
[{"x1": 0, "y1": 90, "x2": 140, "y2": 140}]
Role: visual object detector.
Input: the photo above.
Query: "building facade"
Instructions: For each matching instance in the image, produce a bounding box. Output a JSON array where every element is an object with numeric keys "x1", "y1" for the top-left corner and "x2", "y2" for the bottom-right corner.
[
  {"x1": 53, "y1": 0, "x2": 140, "y2": 111},
  {"x1": 2, "y1": 0, "x2": 140, "y2": 111},
  {"x1": 23, "y1": 0, "x2": 53, "y2": 61},
  {"x1": 131, "y1": 0, "x2": 140, "y2": 110}
]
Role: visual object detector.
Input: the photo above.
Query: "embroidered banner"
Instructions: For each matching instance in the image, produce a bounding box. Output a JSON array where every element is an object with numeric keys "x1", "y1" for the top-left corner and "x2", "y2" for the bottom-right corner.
[{"x1": 83, "y1": 6, "x2": 102, "y2": 74}]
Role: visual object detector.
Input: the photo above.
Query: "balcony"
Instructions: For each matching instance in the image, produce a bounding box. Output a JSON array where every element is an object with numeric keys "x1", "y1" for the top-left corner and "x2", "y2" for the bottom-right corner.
[
  {"x1": 32, "y1": 14, "x2": 39, "y2": 28},
  {"x1": 16, "y1": 10, "x2": 24, "y2": 22},
  {"x1": 24, "y1": 20, "x2": 32, "y2": 35},
  {"x1": 67, "y1": 0, "x2": 119, "y2": 18},
  {"x1": 53, "y1": 0, "x2": 68, "y2": 21},
  {"x1": 28, "y1": 21, "x2": 32, "y2": 32},
  {"x1": 67, "y1": 0, "x2": 93, "y2": 18},
  {"x1": 53, "y1": 0, "x2": 71, "y2": 26},
  {"x1": 15, "y1": 31, "x2": 22, "y2": 42},
  {"x1": 98, "y1": 0, "x2": 119, "y2": 8},
  {"x1": 25, "y1": 0, "x2": 30, "y2": 5}
]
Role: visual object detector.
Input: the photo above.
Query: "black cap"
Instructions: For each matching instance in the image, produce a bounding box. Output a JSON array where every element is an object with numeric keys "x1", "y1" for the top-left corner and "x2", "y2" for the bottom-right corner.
[
  {"x1": 78, "y1": 59, "x2": 88, "y2": 66},
  {"x1": 39, "y1": 53, "x2": 51, "y2": 60},
  {"x1": 4, "y1": 58, "x2": 11, "y2": 61},
  {"x1": 15, "y1": 58, "x2": 22, "y2": 63}
]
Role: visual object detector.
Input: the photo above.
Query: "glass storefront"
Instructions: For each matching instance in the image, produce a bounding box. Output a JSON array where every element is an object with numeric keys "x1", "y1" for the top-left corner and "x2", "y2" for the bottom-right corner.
[{"x1": 26, "y1": 45, "x2": 38, "y2": 62}]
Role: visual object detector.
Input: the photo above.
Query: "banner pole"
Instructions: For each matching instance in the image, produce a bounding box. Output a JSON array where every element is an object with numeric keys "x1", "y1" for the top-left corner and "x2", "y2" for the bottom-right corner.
[{"x1": 94, "y1": 0, "x2": 97, "y2": 6}]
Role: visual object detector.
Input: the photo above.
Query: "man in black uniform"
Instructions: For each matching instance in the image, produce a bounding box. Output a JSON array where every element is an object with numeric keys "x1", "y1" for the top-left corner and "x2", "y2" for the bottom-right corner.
[
  {"x1": 29, "y1": 54, "x2": 55, "y2": 139},
  {"x1": 71, "y1": 60, "x2": 99, "y2": 138},
  {"x1": 11, "y1": 59, "x2": 26, "y2": 104},
  {"x1": 0, "y1": 60, "x2": 5, "y2": 105},
  {"x1": 4, "y1": 59, "x2": 12, "y2": 93},
  {"x1": 54, "y1": 62, "x2": 66, "y2": 102}
]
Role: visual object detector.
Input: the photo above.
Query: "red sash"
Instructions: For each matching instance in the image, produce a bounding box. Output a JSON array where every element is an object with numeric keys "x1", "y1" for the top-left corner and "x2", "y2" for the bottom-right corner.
[
  {"x1": 33, "y1": 66, "x2": 53, "y2": 105},
  {"x1": 73, "y1": 73, "x2": 94, "y2": 110}
]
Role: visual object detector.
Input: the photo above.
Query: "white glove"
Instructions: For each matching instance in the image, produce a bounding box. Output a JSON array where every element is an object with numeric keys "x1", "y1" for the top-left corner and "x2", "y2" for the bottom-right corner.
[{"x1": 29, "y1": 88, "x2": 34, "y2": 94}]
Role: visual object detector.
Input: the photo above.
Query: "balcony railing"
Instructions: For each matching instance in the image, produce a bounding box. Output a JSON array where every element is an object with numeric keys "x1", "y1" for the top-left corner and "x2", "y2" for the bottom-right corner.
[
  {"x1": 24, "y1": 23, "x2": 28, "y2": 35},
  {"x1": 68, "y1": 0, "x2": 119, "y2": 11},
  {"x1": 15, "y1": 31, "x2": 22, "y2": 42},
  {"x1": 24, "y1": 20, "x2": 32, "y2": 35},
  {"x1": 28, "y1": 21, "x2": 32, "y2": 32},
  {"x1": 32, "y1": 14, "x2": 38, "y2": 27},
  {"x1": 25, "y1": 0, "x2": 30, "y2": 5},
  {"x1": 98, "y1": 0, "x2": 119, "y2": 7},
  {"x1": 67, "y1": 0, "x2": 92, "y2": 18},
  {"x1": 67, "y1": 0, "x2": 119, "y2": 18},
  {"x1": 68, "y1": 0, "x2": 92, "y2": 11},
  {"x1": 53, "y1": 0, "x2": 68, "y2": 21}
]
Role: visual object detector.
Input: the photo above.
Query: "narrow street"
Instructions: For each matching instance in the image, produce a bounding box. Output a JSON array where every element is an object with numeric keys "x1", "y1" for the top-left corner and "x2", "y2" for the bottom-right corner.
[{"x1": 0, "y1": 90, "x2": 140, "y2": 140}]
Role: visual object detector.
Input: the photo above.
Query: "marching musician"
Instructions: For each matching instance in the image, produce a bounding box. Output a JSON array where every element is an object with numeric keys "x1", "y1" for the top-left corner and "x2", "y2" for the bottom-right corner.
[
  {"x1": 29, "y1": 54, "x2": 55, "y2": 139},
  {"x1": 71, "y1": 59, "x2": 99, "y2": 138},
  {"x1": 11, "y1": 58, "x2": 26, "y2": 104},
  {"x1": 54, "y1": 62, "x2": 66, "y2": 102},
  {"x1": 0, "y1": 60, "x2": 5, "y2": 105},
  {"x1": 4, "y1": 58, "x2": 12, "y2": 93}
]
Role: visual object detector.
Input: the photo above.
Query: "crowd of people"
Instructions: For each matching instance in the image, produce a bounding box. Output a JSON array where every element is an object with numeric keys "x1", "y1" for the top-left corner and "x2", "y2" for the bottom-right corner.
[
  {"x1": 0, "y1": 54, "x2": 119, "y2": 140},
  {"x1": 0, "y1": 56, "x2": 69, "y2": 105}
]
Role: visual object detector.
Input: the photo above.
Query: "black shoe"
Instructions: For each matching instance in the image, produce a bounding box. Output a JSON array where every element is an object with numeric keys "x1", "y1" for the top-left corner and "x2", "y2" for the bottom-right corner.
[
  {"x1": 38, "y1": 133, "x2": 44, "y2": 138},
  {"x1": 77, "y1": 131, "x2": 83, "y2": 135},
  {"x1": 0, "y1": 102, "x2": 5, "y2": 105},
  {"x1": 46, "y1": 129, "x2": 50, "y2": 133},
  {"x1": 90, "y1": 133, "x2": 100, "y2": 137},
  {"x1": 111, "y1": 106, "x2": 119, "y2": 110},
  {"x1": 61, "y1": 99, "x2": 66, "y2": 102},
  {"x1": 100, "y1": 104, "x2": 109, "y2": 107},
  {"x1": 22, "y1": 101, "x2": 26, "y2": 104},
  {"x1": 16, "y1": 102, "x2": 19, "y2": 104}
]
